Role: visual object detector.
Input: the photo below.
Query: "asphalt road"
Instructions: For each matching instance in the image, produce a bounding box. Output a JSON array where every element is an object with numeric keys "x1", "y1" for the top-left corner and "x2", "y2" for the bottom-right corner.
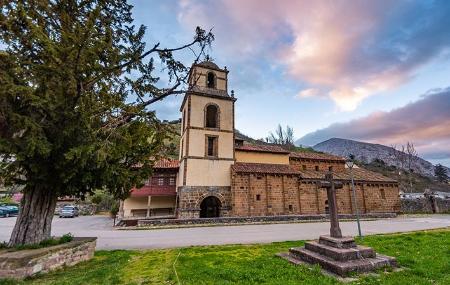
[{"x1": 1, "y1": 215, "x2": 449, "y2": 250}]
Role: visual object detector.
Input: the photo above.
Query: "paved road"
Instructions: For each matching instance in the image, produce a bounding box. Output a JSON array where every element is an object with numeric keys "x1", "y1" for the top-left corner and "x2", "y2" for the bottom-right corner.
[{"x1": 1, "y1": 215, "x2": 449, "y2": 250}]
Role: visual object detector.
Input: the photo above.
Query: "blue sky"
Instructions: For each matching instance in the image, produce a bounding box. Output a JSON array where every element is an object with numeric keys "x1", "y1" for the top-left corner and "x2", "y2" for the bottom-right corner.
[{"x1": 130, "y1": 0, "x2": 450, "y2": 166}]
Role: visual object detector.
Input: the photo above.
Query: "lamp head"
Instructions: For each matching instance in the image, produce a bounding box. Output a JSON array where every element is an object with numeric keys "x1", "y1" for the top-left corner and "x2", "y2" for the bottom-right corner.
[{"x1": 346, "y1": 159, "x2": 354, "y2": 169}]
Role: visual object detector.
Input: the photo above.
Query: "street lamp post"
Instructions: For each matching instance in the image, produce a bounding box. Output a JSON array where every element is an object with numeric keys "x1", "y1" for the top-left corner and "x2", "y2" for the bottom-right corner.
[{"x1": 346, "y1": 158, "x2": 362, "y2": 238}]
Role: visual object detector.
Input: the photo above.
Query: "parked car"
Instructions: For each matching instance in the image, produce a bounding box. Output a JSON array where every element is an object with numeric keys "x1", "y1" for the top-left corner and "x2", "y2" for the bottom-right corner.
[
  {"x1": 0, "y1": 209, "x2": 7, "y2": 218},
  {"x1": 59, "y1": 205, "x2": 79, "y2": 218},
  {"x1": 0, "y1": 204, "x2": 19, "y2": 217}
]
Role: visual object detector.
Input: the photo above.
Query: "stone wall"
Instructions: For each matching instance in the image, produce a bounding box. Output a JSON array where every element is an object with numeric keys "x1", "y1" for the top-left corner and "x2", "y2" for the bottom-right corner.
[
  {"x1": 137, "y1": 213, "x2": 396, "y2": 227},
  {"x1": 231, "y1": 173, "x2": 400, "y2": 216},
  {"x1": 290, "y1": 159, "x2": 346, "y2": 172},
  {"x1": 401, "y1": 197, "x2": 450, "y2": 213},
  {"x1": 0, "y1": 237, "x2": 96, "y2": 279},
  {"x1": 177, "y1": 186, "x2": 231, "y2": 218}
]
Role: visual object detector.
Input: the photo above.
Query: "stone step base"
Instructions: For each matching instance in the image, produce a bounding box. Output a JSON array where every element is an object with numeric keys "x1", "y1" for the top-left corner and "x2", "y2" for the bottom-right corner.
[
  {"x1": 304, "y1": 241, "x2": 375, "y2": 261},
  {"x1": 289, "y1": 247, "x2": 397, "y2": 277},
  {"x1": 319, "y1": 235, "x2": 356, "y2": 249}
]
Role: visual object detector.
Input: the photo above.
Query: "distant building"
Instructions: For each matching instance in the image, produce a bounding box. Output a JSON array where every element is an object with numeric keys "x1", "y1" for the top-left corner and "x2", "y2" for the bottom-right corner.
[
  {"x1": 120, "y1": 60, "x2": 400, "y2": 219},
  {"x1": 120, "y1": 159, "x2": 178, "y2": 218}
]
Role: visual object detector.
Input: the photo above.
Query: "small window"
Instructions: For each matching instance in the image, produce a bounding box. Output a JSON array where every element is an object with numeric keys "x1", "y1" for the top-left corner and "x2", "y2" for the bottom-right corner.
[
  {"x1": 328, "y1": 166, "x2": 333, "y2": 171},
  {"x1": 205, "y1": 104, "x2": 218, "y2": 128},
  {"x1": 302, "y1": 165, "x2": 307, "y2": 170},
  {"x1": 157, "y1": 178, "x2": 164, "y2": 186},
  {"x1": 256, "y1": 176, "x2": 263, "y2": 180},
  {"x1": 169, "y1": 177, "x2": 175, "y2": 185},
  {"x1": 288, "y1": 205, "x2": 293, "y2": 211},
  {"x1": 256, "y1": 194, "x2": 261, "y2": 201},
  {"x1": 315, "y1": 166, "x2": 319, "y2": 171},
  {"x1": 207, "y1": 136, "x2": 218, "y2": 157},
  {"x1": 380, "y1": 189, "x2": 386, "y2": 199},
  {"x1": 207, "y1": 72, "x2": 215, "y2": 88}
]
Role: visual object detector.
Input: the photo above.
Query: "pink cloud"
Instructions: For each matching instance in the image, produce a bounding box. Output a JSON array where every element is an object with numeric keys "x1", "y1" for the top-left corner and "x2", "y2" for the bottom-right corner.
[
  {"x1": 297, "y1": 88, "x2": 450, "y2": 161},
  {"x1": 177, "y1": 0, "x2": 450, "y2": 111}
]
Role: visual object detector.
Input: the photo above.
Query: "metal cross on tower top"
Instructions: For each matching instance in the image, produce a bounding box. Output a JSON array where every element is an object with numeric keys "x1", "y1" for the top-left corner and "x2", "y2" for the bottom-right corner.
[{"x1": 318, "y1": 172, "x2": 344, "y2": 238}]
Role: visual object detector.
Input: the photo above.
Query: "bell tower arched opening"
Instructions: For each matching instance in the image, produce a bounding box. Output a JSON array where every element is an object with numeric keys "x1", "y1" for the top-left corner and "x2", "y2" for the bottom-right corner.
[
  {"x1": 206, "y1": 72, "x2": 216, "y2": 88},
  {"x1": 205, "y1": 104, "x2": 219, "y2": 128}
]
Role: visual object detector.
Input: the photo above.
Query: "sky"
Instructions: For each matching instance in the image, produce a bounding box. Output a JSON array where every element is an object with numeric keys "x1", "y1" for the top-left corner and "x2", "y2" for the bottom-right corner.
[{"x1": 130, "y1": 0, "x2": 450, "y2": 167}]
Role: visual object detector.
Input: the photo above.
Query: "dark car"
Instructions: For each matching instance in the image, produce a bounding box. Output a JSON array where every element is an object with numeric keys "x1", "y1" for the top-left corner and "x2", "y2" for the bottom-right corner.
[
  {"x1": 0, "y1": 204, "x2": 19, "y2": 217},
  {"x1": 59, "y1": 205, "x2": 79, "y2": 218},
  {"x1": 0, "y1": 209, "x2": 7, "y2": 218}
]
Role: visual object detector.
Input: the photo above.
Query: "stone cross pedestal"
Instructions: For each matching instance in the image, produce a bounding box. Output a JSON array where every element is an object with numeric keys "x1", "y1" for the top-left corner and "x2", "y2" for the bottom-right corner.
[
  {"x1": 319, "y1": 172, "x2": 343, "y2": 238},
  {"x1": 279, "y1": 172, "x2": 397, "y2": 277}
]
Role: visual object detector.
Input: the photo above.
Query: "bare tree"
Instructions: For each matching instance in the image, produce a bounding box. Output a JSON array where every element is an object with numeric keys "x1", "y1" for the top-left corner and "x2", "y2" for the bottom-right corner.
[
  {"x1": 405, "y1": 141, "x2": 419, "y2": 192},
  {"x1": 390, "y1": 144, "x2": 406, "y2": 174},
  {"x1": 266, "y1": 125, "x2": 295, "y2": 147}
]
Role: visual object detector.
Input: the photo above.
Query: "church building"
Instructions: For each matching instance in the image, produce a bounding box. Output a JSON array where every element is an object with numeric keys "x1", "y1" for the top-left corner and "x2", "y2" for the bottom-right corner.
[{"x1": 120, "y1": 60, "x2": 401, "y2": 220}]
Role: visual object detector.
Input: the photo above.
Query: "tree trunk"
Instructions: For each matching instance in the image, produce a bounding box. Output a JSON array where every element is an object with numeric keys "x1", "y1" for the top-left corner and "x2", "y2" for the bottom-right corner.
[{"x1": 9, "y1": 186, "x2": 58, "y2": 246}]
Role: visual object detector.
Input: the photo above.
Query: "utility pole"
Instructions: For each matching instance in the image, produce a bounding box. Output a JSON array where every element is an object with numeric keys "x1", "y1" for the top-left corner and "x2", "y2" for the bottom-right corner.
[{"x1": 346, "y1": 157, "x2": 362, "y2": 238}]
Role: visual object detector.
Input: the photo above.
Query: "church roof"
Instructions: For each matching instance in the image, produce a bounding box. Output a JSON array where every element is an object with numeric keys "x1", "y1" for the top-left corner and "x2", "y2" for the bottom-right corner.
[
  {"x1": 154, "y1": 159, "x2": 180, "y2": 169},
  {"x1": 289, "y1": 151, "x2": 345, "y2": 162},
  {"x1": 232, "y1": 162, "x2": 298, "y2": 175},
  {"x1": 235, "y1": 144, "x2": 290, "y2": 154},
  {"x1": 196, "y1": 60, "x2": 221, "y2": 70},
  {"x1": 297, "y1": 168, "x2": 397, "y2": 183},
  {"x1": 231, "y1": 162, "x2": 396, "y2": 183}
]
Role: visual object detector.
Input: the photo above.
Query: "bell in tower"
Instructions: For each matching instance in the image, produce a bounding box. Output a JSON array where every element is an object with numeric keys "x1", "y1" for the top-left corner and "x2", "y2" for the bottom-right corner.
[{"x1": 177, "y1": 58, "x2": 236, "y2": 219}]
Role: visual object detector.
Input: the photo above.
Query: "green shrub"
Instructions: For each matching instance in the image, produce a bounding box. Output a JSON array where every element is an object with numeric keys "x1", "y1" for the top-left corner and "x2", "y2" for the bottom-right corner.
[
  {"x1": 60, "y1": 233, "x2": 74, "y2": 243},
  {"x1": 0, "y1": 196, "x2": 17, "y2": 205},
  {"x1": 89, "y1": 189, "x2": 116, "y2": 212},
  {"x1": 110, "y1": 203, "x2": 119, "y2": 216}
]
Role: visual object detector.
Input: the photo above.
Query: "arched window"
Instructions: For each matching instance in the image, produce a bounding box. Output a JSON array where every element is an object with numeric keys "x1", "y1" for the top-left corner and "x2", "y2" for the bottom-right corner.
[
  {"x1": 206, "y1": 72, "x2": 216, "y2": 88},
  {"x1": 205, "y1": 104, "x2": 219, "y2": 128}
]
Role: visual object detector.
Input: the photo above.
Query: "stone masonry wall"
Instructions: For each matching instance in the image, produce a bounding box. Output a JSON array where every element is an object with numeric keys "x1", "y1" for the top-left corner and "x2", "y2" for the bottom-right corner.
[
  {"x1": 363, "y1": 183, "x2": 400, "y2": 213},
  {"x1": 231, "y1": 173, "x2": 400, "y2": 217},
  {"x1": 0, "y1": 237, "x2": 96, "y2": 279},
  {"x1": 401, "y1": 197, "x2": 450, "y2": 214},
  {"x1": 177, "y1": 186, "x2": 231, "y2": 218},
  {"x1": 290, "y1": 159, "x2": 346, "y2": 172}
]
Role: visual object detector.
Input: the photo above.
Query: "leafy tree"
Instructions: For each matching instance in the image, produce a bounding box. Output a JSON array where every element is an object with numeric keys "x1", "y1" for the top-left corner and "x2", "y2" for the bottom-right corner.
[
  {"x1": 266, "y1": 124, "x2": 295, "y2": 147},
  {"x1": 0, "y1": 0, "x2": 213, "y2": 245},
  {"x1": 434, "y1": 164, "x2": 448, "y2": 183}
]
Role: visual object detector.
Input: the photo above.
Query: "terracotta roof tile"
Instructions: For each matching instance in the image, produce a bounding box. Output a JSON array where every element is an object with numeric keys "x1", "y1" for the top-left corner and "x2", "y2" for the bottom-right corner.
[
  {"x1": 297, "y1": 168, "x2": 397, "y2": 183},
  {"x1": 154, "y1": 159, "x2": 180, "y2": 169},
  {"x1": 232, "y1": 163, "x2": 298, "y2": 175},
  {"x1": 289, "y1": 151, "x2": 345, "y2": 161},
  {"x1": 232, "y1": 162, "x2": 396, "y2": 183},
  {"x1": 235, "y1": 144, "x2": 290, "y2": 154}
]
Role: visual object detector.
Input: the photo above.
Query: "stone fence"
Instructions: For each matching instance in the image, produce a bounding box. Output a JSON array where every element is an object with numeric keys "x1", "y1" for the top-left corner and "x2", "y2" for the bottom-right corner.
[
  {"x1": 0, "y1": 237, "x2": 97, "y2": 279},
  {"x1": 129, "y1": 213, "x2": 397, "y2": 228},
  {"x1": 401, "y1": 196, "x2": 450, "y2": 214}
]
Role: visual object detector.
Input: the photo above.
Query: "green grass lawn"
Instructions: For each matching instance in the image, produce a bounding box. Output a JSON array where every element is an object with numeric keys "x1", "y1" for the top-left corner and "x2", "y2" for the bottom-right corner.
[{"x1": 1, "y1": 229, "x2": 449, "y2": 285}]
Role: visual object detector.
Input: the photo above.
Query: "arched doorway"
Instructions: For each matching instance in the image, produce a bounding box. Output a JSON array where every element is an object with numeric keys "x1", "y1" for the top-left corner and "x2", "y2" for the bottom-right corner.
[{"x1": 200, "y1": 196, "x2": 221, "y2": 218}]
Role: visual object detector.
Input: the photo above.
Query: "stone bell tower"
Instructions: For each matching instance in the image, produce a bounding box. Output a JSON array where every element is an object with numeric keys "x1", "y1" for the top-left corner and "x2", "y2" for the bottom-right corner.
[{"x1": 177, "y1": 60, "x2": 236, "y2": 219}]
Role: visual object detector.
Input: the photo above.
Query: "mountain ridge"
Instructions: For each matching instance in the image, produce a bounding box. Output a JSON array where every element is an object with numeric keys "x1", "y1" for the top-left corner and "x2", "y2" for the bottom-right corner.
[{"x1": 311, "y1": 137, "x2": 447, "y2": 177}]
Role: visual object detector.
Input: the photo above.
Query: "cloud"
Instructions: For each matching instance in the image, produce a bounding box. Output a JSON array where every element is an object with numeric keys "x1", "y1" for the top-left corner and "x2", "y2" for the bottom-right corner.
[
  {"x1": 296, "y1": 88, "x2": 320, "y2": 99},
  {"x1": 296, "y1": 88, "x2": 450, "y2": 162},
  {"x1": 177, "y1": 0, "x2": 450, "y2": 111}
]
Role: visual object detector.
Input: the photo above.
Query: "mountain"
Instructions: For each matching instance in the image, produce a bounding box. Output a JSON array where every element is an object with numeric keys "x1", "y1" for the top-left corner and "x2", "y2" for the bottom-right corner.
[{"x1": 312, "y1": 138, "x2": 446, "y2": 177}]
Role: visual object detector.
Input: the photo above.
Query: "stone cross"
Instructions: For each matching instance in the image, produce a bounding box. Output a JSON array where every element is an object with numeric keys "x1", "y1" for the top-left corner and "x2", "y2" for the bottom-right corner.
[{"x1": 319, "y1": 172, "x2": 344, "y2": 238}]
